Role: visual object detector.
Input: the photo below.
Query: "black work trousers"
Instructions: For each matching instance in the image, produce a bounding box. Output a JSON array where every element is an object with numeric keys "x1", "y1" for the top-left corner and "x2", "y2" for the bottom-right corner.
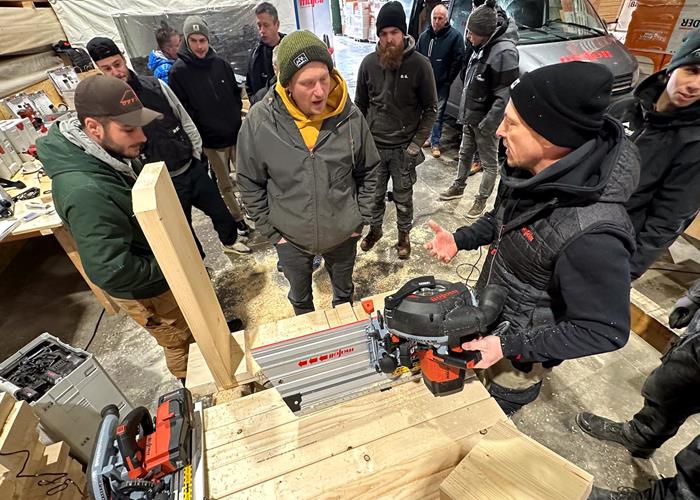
[
  {"x1": 646, "y1": 433, "x2": 700, "y2": 500},
  {"x1": 172, "y1": 160, "x2": 238, "y2": 259},
  {"x1": 369, "y1": 147, "x2": 419, "y2": 233},
  {"x1": 276, "y1": 236, "x2": 358, "y2": 315}
]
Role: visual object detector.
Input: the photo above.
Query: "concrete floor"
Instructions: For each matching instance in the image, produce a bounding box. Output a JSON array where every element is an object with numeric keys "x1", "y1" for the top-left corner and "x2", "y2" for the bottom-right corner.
[{"x1": 1, "y1": 35, "x2": 699, "y2": 494}]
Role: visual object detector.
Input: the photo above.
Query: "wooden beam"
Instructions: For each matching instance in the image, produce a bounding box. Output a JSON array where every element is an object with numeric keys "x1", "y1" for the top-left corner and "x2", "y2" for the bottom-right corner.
[
  {"x1": 630, "y1": 288, "x2": 677, "y2": 353},
  {"x1": 440, "y1": 420, "x2": 593, "y2": 500},
  {"x1": 132, "y1": 162, "x2": 241, "y2": 389}
]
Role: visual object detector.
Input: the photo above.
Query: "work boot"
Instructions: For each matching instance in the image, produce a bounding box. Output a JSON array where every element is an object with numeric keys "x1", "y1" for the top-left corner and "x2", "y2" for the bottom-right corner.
[
  {"x1": 396, "y1": 231, "x2": 411, "y2": 259},
  {"x1": 466, "y1": 197, "x2": 488, "y2": 219},
  {"x1": 587, "y1": 486, "x2": 647, "y2": 500},
  {"x1": 469, "y1": 161, "x2": 482, "y2": 176},
  {"x1": 361, "y1": 226, "x2": 383, "y2": 252},
  {"x1": 431, "y1": 145, "x2": 441, "y2": 158},
  {"x1": 223, "y1": 241, "x2": 252, "y2": 255},
  {"x1": 236, "y1": 219, "x2": 252, "y2": 242},
  {"x1": 439, "y1": 183, "x2": 465, "y2": 201},
  {"x1": 576, "y1": 413, "x2": 656, "y2": 459}
]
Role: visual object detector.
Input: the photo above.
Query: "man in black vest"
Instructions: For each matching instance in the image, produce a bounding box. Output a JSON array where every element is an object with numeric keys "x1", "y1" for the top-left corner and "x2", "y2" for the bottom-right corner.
[
  {"x1": 86, "y1": 37, "x2": 251, "y2": 257},
  {"x1": 425, "y1": 62, "x2": 641, "y2": 415}
]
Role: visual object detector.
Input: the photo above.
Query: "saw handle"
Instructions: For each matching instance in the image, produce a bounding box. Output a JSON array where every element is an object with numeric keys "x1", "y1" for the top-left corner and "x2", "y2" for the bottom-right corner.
[
  {"x1": 384, "y1": 275, "x2": 436, "y2": 310},
  {"x1": 115, "y1": 406, "x2": 154, "y2": 479},
  {"x1": 441, "y1": 350, "x2": 482, "y2": 370}
]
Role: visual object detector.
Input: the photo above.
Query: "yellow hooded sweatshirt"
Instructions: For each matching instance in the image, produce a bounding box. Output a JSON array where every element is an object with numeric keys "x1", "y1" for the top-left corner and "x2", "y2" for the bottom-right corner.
[{"x1": 275, "y1": 69, "x2": 348, "y2": 150}]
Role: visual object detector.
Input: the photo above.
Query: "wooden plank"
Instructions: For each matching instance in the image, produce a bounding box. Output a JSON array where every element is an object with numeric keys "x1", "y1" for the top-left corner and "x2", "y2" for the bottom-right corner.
[
  {"x1": 335, "y1": 301, "x2": 358, "y2": 324},
  {"x1": 186, "y1": 332, "x2": 256, "y2": 400},
  {"x1": 324, "y1": 308, "x2": 342, "y2": 327},
  {"x1": 52, "y1": 225, "x2": 119, "y2": 315},
  {"x1": 0, "y1": 394, "x2": 16, "y2": 429},
  {"x1": 630, "y1": 288, "x2": 677, "y2": 353},
  {"x1": 0, "y1": 401, "x2": 39, "y2": 473},
  {"x1": 132, "y1": 162, "x2": 241, "y2": 389},
  {"x1": 684, "y1": 212, "x2": 700, "y2": 240},
  {"x1": 207, "y1": 379, "x2": 494, "y2": 497},
  {"x1": 219, "y1": 397, "x2": 505, "y2": 499},
  {"x1": 440, "y1": 420, "x2": 593, "y2": 500},
  {"x1": 204, "y1": 388, "x2": 288, "y2": 432}
]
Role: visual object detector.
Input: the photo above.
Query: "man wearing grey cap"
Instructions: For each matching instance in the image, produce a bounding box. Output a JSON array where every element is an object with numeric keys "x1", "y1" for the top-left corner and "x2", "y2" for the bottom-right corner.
[{"x1": 35, "y1": 75, "x2": 197, "y2": 381}]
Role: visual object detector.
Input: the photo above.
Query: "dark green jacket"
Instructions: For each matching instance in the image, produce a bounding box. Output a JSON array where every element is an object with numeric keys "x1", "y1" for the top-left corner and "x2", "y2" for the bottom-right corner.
[{"x1": 36, "y1": 118, "x2": 168, "y2": 299}]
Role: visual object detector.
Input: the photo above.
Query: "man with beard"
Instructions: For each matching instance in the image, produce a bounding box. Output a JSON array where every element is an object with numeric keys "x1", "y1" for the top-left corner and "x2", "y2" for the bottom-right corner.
[
  {"x1": 86, "y1": 36, "x2": 249, "y2": 258},
  {"x1": 439, "y1": 0, "x2": 519, "y2": 220},
  {"x1": 608, "y1": 29, "x2": 700, "y2": 280},
  {"x1": 246, "y1": 2, "x2": 285, "y2": 103},
  {"x1": 417, "y1": 4, "x2": 465, "y2": 158},
  {"x1": 355, "y1": 1, "x2": 437, "y2": 259},
  {"x1": 35, "y1": 76, "x2": 196, "y2": 382},
  {"x1": 169, "y1": 16, "x2": 253, "y2": 243},
  {"x1": 425, "y1": 62, "x2": 640, "y2": 415}
]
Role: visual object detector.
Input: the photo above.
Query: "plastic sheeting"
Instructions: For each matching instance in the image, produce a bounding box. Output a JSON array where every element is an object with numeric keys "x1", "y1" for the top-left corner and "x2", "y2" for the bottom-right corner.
[
  {"x1": 0, "y1": 7, "x2": 66, "y2": 57},
  {"x1": 50, "y1": 0, "x2": 297, "y2": 76},
  {"x1": 0, "y1": 51, "x2": 64, "y2": 97}
]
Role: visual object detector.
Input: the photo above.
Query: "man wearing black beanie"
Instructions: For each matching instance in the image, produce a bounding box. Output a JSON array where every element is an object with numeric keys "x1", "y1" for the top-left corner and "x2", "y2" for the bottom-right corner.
[
  {"x1": 426, "y1": 61, "x2": 641, "y2": 415},
  {"x1": 608, "y1": 29, "x2": 700, "y2": 280},
  {"x1": 355, "y1": 1, "x2": 437, "y2": 260}
]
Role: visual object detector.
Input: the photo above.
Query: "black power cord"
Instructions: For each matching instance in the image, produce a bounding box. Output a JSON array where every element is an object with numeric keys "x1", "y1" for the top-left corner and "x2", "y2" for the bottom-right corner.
[
  {"x1": 0, "y1": 449, "x2": 86, "y2": 497},
  {"x1": 456, "y1": 246, "x2": 484, "y2": 287},
  {"x1": 84, "y1": 307, "x2": 106, "y2": 351}
]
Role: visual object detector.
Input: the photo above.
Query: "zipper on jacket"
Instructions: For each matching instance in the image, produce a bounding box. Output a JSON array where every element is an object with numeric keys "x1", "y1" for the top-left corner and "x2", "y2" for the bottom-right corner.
[{"x1": 428, "y1": 38, "x2": 434, "y2": 57}]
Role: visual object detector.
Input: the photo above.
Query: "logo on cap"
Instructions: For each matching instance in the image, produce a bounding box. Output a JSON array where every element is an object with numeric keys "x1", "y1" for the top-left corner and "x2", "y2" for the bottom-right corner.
[
  {"x1": 192, "y1": 24, "x2": 200, "y2": 31},
  {"x1": 120, "y1": 90, "x2": 139, "y2": 107},
  {"x1": 293, "y1": 53, "x2": 309, "y2": 68}
]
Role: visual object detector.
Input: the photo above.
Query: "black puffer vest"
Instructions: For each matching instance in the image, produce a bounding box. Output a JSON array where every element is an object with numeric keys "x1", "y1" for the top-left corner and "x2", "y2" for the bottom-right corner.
[
  {"x1": 128, "y1": 72, "x2": 192, "y2": 173},
  {"x1": 476, "y1": 118, "x2": 639, "y2": 366}
]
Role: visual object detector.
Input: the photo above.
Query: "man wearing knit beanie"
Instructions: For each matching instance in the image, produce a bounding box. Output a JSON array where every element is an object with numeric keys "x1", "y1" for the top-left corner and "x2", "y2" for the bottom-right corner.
[
  {"x1": 169, "y1": 16, "x2": 254, "y2": 246},
  {"x1": 596, "y1": 28, "x2": 700, "y2": 281},
  {"x1": 237, "y1": 30, "x2": 380, "y2": 316},
  {"x1": 426, "y1": 61, "x2": 641, "y2": 416},
  {"x1": 439, "y1": 0, "x2": 519, "y2": 220},
  {"x1": 355, "y1": 0, "x2": 437, "y2": 259}
]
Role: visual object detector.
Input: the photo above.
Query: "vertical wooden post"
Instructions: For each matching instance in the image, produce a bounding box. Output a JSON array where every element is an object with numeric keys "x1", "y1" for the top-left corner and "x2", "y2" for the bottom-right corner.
[{"x1": 132, "y1": 162, "x2": 240, "y2": 389}]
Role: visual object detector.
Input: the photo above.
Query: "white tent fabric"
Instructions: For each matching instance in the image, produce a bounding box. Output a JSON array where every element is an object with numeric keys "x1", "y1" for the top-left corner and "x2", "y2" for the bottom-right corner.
[
  {"x1": 50, "y1": 0, "x2": 298, "y2": 52},
  {"x1": 0, "y1": 51, "x2": 63, "y2": 97},
  {"x1": 0, "y1": 7, "x2": 66, "y2": 57}
]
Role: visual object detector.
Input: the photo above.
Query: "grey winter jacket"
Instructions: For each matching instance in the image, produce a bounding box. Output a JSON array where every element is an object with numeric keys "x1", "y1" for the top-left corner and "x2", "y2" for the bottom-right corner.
[
  {"x1": 237, "y1": 88, "x2": 381, "y2": 255},
  {"x1": 458, "y1": 14, "x2": 519, "y2": 131},
  {"x1": 355, "y1": 36, "x2": 438, "y2": 149}
]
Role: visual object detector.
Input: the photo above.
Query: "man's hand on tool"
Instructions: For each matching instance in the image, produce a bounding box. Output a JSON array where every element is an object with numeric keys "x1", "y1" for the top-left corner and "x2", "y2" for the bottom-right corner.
[
  {"x1": 461, "y1": 336, "x2": 504, "y2": 369},
  {"x1": 424, "y1": 220, "x2": 458, "y2": 263}
]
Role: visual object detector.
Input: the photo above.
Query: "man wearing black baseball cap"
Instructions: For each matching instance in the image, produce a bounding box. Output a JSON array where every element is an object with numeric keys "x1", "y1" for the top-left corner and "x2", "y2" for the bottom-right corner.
[
  {"x1": 426, "y1": 62, "x2": 640, "y2": 414},
  {"x1": 86, "y1": 36, "x2": 251, "y2": 256},
  {"x1": 36, "y1": 75, "x2": 197, "y2": 381}
]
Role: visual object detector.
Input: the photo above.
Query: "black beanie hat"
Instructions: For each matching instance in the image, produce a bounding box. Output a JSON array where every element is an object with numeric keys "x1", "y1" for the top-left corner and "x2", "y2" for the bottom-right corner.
[
  {"x1": 510, "y1": 62, "x2": 613, "y2": 149},
  {"x1": 86, "y1": 37, "x2": 121, "y2": 63},
  {"x1": 376, "y1": 1, "x2": 407, "y2": 36},
  {"x1": 667, "y1": 29, "x2": 700, "y2": 73},
  {"x1": 467, "y1": 0, "x2": 497, "y2": 37}
]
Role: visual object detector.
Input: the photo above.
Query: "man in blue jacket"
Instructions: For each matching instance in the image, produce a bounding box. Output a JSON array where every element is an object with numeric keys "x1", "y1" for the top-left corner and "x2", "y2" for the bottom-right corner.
[{"x1": 417, "y1": 3, "x2": 465, "y2": 158}]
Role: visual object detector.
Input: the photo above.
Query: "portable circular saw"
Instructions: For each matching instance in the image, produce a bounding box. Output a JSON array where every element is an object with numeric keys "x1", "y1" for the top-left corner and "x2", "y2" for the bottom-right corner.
[{"x1": 365, "y1": 276, "x2": 508, "y2": 396}]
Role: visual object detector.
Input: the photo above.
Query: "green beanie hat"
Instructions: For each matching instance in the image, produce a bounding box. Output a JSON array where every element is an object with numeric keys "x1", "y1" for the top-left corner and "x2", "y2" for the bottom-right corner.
[
  {"x1": 667, "y1": 29, "x2": 700, "y2": 73},
  {"x1": 277, "y1": 30, "x2": 333, "y2": 86}
]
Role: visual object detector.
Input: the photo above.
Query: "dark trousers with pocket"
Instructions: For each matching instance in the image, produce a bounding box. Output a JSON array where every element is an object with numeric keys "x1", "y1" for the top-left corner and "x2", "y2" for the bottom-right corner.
[
  {"x1": 370, "y1": 147, "x2": 418, "y2": 232},
  {"x1": 172, "y1": 160, "x2": 238, "y2": 258},
  {"x1": 646, "y1": 433, "x2": 700, "y2": 500},
  {"x1": 276, "y1": 236, "x2": 358, "y2": 315},
  {"x1": 627, "y1": 328, "x2": 700, "y2": 450}
]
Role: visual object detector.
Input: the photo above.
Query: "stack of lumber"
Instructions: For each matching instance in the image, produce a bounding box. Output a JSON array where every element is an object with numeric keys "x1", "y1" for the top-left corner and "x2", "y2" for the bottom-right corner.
[{"x1": 0, "y1": 393, "x2": 85, "y2": 500}]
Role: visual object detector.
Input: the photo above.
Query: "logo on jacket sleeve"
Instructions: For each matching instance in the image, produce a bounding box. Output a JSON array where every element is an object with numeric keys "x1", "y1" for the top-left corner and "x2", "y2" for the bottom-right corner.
[
  {"x1": 293, "y1": 53, "x2": 309, "y2": 68},
  {"x1": 520, "y1": 226, "x2": 535, "y2": 242}
]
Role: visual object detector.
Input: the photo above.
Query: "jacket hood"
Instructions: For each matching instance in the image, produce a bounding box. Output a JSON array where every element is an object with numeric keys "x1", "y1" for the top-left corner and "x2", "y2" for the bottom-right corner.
[
  {"x1": 375, "y1": 35, "x2": 417, "y2": 57},
  {"x1": 177, "y1": 42, "x2": 215, "y2": 67},
  {"x1": 483, "y1": 12, "x2": 519, "y2": 47},
  {"x1": 634, "y1": 70, "x2": 700, "y2": 128},
  {"x1": 147, "y1": 50, "x2": 172, "y2": 71},
  {"x1": 38, "y1": 114, "x2": 138, "y2": 180},
  {"x1": 501, "y1": 116, "x2": 640, "y2": 205}
]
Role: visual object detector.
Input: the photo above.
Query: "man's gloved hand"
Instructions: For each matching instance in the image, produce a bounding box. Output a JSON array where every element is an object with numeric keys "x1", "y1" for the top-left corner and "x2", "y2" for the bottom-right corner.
[{"x1": 669, "y1": 295, "x2": 700, "y2": 329}]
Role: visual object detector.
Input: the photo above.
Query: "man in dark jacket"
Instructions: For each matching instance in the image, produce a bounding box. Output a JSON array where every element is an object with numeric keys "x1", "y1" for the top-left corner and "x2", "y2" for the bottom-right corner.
[
  {"x1": 576, "y1": 281, "x2": 700, "y2": 500},
  {"x1": 86, "y1": 36, "x2": 250, "y2": 257},
  {"x1": 237, "y1": 31, "x2": 380, "y2": 315},
  {"x1": 355, "y1": 1, "x2": 437, "y2": 260},
  {"x1": 417, "y1": 3, "x2": 465, "y2": 158},
  {"x1": 246, "y1": 2, "x2": 285, "y2": 103},
  {"x1": 439, "y1": 0, "x2": 519, "y2": 220},
  {"x1": 169, "y1": 16, "x2": 252, "y2": 238},
  {"x1": 426, "y1": 62, "x2": 640, "y2": 414},
  {"x1": 35, "y1": 75, "x2": 195, "y2": 380},
  {"x1": 608, "y1": 29, "x2": 700, "y2": 280}
]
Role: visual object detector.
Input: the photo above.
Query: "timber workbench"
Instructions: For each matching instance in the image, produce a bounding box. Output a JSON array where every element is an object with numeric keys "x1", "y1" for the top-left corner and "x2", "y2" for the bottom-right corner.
[{"x1": 187, "y1": 299, "x2": 595, "y2": 499}]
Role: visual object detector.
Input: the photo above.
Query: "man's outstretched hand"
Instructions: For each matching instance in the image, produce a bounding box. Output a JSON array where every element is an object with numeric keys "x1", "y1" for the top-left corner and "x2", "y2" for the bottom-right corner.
[{"x1": 424, "y1": 219, "x2": 458, "y2": 263}]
